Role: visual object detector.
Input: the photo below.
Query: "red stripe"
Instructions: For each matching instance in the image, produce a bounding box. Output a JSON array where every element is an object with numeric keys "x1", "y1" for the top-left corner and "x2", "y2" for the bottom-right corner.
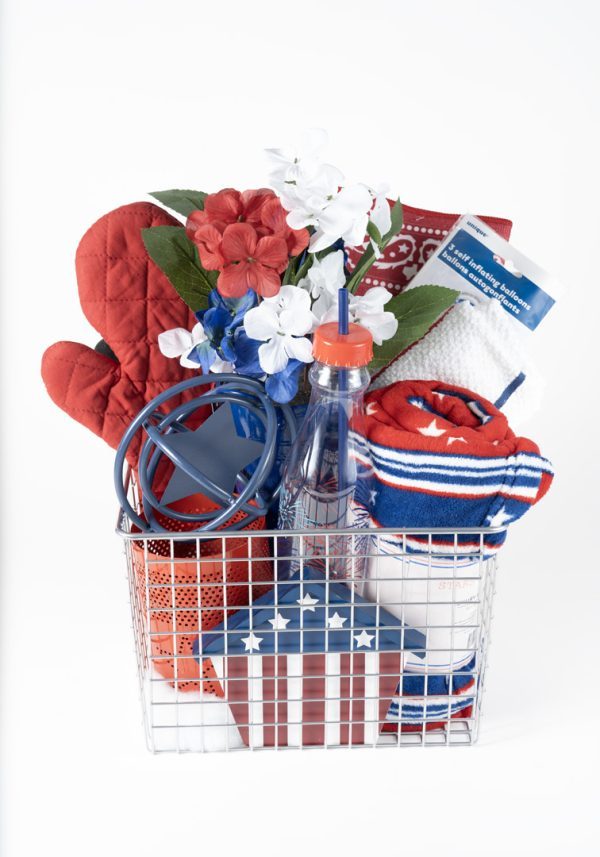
[
  {"x1": 302, "y1": 654, "x2": 325, "y2": 746},
  {"x1": 351, "y1": 653, "x2": 365, "y2": 746},
  {"x1": 226, "y1": 656, "x2": 250, "y2": 747},
  {"x1": 340, "y1": 654, "x2": 350, "y2": 746}
]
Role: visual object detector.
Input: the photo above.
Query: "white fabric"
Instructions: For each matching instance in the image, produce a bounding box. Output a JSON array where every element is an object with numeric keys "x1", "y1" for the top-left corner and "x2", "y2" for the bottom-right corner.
[
  {"x1": 146, "y1": 672, "x2": 243, "y2": 753},
  {"x1": 370, "y1": 297, "x2": 544, "y2": 428}
]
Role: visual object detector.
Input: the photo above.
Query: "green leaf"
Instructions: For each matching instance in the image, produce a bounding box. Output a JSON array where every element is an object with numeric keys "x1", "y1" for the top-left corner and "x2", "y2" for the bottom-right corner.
[
  {"x1": 149, "y1": 189, "x2": 207, "y2": 218},
  {"x1": 384, "y1": 198, "x2": 403, "y2": 241},
  {"x1": 141, "y1": 225, "x2": 217, "y2": 311},
  {"x1": 369, "y1": 284, "x2": 459, "y2": 373},
  {"x1": 366, "y1": 219, "x2": 383, "y2": 246}
]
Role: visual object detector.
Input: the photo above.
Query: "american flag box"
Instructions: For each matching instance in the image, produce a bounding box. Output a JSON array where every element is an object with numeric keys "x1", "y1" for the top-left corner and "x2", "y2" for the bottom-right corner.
[{"x1": 194, "y1": 568, "x2": 425, "y2": 748}]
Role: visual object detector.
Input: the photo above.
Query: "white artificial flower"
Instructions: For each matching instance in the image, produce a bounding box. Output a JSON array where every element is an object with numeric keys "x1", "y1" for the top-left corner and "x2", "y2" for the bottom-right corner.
[
  {"x1": 265, "y1": 127, "x2": 330, "y2": 187},
  {"x1": 298, "y1": 250, "x2": 346, "y2": 319},
  {"x1": 158, "y1": 322, "x2": 213, "y2": 369},
  {"x1": 280, "y1": 163, "x2": 345, "y2": 231},
  {"x1": 243, "y1": 285, "x2": 316, "y2": 375},
  {"x1": 321, "y1": 287, "x2": 398, "y2": 346},
  {"x1": 309, "y1": 184, "x2": 373, "y2": 253}
]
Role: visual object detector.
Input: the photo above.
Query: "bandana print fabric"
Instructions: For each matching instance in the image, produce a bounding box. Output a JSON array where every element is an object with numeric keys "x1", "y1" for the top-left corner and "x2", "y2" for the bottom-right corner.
[{"x1": 346, "y1": 202, "x2": 512, "y2": 296}]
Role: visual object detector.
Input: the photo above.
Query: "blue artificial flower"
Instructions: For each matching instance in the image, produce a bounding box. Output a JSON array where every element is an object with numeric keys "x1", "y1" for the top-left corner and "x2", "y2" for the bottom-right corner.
[
  {"x1": 185, "y1": 340, "x2": 219, "y2": 374},
  {"x1": 231, "y1": 328, "x2": 264, "y2": 377},
  {"x1": 265, "y1": 359, "x2": 304, "y2": 404},
  {"x1": 195, "y1": 288, "x2": 258, "y2": 364}
]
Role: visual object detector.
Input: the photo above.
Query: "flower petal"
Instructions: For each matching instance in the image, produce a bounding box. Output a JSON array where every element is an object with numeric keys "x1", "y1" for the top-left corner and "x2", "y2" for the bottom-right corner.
[
  {"x1": 185, "y1": 209, "x2": 208, "y2": 239},
  {"x1": 158, "y1": 327, "x2": 193, "y2": 358},
  {"x1": 255, "y1": 235, "x2": 289, "y2": 271},
  {"x1": 243, "y1": 304, "x2": 279, "y2": 341},
  {"x1": 204, "y1": 188, "x2": 242, "y2": 224},
  {"x1": 241, "y1": 188, "x2": 274, "y2": 223},
  {"x1": 250, "y1": 264, "x2": 282, "y2": 297},
  {"x1": 221, "y1": 222, "x2": 258, "y2": 263},
  {"x1": 258, "y1": 337, "x2": 289, "y2": 375},
  {"x1": 218, "y1": 262, "x2": 253, "y2": 298},
  {"x1": 284, "y1": 335, "x2": 314, "y2": 364}
]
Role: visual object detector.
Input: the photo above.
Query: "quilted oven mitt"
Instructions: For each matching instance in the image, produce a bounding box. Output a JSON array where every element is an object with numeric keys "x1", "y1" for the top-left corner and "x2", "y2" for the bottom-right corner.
[{"x1": 41, "y1": 202, "x2": 199, "y2": 468}]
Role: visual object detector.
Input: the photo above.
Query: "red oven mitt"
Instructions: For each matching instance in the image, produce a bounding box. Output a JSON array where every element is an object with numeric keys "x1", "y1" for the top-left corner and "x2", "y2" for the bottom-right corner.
[
  {"x1": 346, "y1": 203, "x2": 512, "y2": 295},
  {"x1": 41, "y1": 202, "x2": 198, "y2": 468}
]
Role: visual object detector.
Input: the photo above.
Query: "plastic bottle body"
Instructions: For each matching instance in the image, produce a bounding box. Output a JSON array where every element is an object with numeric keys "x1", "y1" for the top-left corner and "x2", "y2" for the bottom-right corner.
[{"x1": 277, "y1": 360, "x2": 374, "y2": 580}]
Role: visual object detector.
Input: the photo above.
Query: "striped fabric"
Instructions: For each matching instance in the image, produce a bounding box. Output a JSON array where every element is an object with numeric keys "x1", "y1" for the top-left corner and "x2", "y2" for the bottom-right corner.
[
  {"x1": 211, "y1": 651, "x2": 402, "y2": 748},
  {"x1": 356, "y1": 380, "x2": 553, "y2": 553}
]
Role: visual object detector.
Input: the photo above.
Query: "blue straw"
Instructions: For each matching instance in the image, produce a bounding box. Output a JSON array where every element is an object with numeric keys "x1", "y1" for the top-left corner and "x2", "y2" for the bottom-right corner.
[{"x1": 338, "y1": 288, "x2": 349, "y2": 502}]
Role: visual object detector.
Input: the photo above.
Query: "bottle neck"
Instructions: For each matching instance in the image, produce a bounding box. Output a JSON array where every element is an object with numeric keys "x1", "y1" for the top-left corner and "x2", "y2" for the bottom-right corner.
[{"x1": 308, "y1": 361, "x2": 370, "y2": 397}]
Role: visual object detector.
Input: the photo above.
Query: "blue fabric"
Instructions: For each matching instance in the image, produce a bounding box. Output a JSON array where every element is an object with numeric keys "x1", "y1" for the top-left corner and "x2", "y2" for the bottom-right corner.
[{"x1": 194, "y1": 567, "x2": 426, "y2": 659}]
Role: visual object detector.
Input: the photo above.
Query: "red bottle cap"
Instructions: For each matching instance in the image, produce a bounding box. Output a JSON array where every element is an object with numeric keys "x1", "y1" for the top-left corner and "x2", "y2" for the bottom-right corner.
[{"x1": 312, "y1": 322, "x2": 373, "y2": 368}]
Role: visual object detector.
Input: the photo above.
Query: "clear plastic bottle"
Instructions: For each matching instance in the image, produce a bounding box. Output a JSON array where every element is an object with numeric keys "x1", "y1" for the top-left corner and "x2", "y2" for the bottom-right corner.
[{"x1": 277, "y1": 321, "x2": 374, "y2": 581}]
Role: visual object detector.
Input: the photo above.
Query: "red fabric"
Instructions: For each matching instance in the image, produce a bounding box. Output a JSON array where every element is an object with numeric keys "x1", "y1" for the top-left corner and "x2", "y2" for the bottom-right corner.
[
  {"x1": 41, "y1": 203, "x2": 201, "y2": 467},
  {"x1": 346, "y1": 202, "x2": 512, "y2": 296}
]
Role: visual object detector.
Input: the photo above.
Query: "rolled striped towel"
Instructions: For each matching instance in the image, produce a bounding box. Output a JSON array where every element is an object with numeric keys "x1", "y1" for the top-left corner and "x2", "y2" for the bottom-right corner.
[{"x1": 356, "y1": 380, "x2": 553, "y2": 553}]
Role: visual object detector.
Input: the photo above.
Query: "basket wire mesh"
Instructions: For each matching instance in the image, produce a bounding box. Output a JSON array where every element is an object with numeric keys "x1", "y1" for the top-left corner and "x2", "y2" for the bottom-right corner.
[{"x1": 117, "y1": 478, "x2": 501, "y2": 753}]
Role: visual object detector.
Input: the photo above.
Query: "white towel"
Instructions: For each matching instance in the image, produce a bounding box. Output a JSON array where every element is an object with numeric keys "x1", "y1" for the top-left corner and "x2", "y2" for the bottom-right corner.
[{"x1": 370, "y1": 297, "x2": 543, "y2": 427}]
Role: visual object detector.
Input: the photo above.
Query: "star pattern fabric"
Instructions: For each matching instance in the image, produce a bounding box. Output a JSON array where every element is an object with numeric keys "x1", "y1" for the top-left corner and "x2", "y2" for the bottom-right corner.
[{"x1": 195, "y1": 566, "x2": 425, "y2": 659}]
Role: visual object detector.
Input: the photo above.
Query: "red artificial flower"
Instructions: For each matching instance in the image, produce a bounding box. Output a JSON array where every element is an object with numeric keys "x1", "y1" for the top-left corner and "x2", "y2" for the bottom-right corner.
[
  {"x1": 218, "y1": 223, "x2": 288, "y2": 298},
  {"x1": 259, "y1": 196, "x2": 310, "y2": 256},
  {"x1": 186, "y1": 187, "x2": 273, "y2": 239},
  {"x1": 185, "y1": 187, "x2": 310, "y2": 298}
]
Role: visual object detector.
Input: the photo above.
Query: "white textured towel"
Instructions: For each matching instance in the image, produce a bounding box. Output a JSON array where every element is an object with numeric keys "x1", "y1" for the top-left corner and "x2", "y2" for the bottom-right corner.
[{"x1": 370, "y1": 297, "x2": 543, "y2": 427}]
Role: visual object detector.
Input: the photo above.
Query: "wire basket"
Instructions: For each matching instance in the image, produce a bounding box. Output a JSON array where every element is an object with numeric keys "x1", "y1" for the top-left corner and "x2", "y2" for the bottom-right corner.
[{"x1": 117, "y1": 483, "x2": 502, "y2": 753}]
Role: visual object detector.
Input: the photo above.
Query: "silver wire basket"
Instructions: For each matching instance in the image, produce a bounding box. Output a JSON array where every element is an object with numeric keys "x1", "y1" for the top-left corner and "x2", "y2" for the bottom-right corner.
[{"x1": 117, "y1": 481, "x2": 503, "y2": 753}]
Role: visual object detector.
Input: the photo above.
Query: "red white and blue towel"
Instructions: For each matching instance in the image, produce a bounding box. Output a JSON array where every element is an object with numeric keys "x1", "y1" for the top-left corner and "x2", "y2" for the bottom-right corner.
[{"x1": 355, "y1": 380, "x2": 553, "y2": 553}]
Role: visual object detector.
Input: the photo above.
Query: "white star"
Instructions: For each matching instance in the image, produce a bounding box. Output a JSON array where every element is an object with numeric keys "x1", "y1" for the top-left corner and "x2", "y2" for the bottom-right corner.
[
  {"x1": 366, "y1": 402, "x2": 379, "y2": 416},
  {"x1": 327, "y1": 612, "x2": 347, "y2": 629},
  {"x1": 447, "y1": 436, "x2": 468, "y2": 446},
  {"x1": 398, "y1": 243, "x2": 410, "y2": 253},
  {"x1": 241, "y1": 632, "x2": 263, "y2": 652},
  {"x1": 433, "y1": 392, "x2": 446, "y2": 400},
  {"x1": 296, "y1": 593, "x2": 319, "y2": 612},
  {"x1": 487, "y1": 506, "x2": 514, "y2": 528},
  {"x1": 418, "y1": 418, "x2": 446, "y2": 437},
  {"x1": 268, "y1": 612, "x2": 290, "y2": 630},
  {"x1": 354, "y1": 629, "x2": 375, "y2": 649}
]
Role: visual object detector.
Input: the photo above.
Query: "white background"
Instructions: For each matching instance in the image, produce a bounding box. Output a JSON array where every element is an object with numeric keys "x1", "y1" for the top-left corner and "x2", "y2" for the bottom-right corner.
[{"x1": 2, "y1": 1, "x2": 599, "y2": 855}]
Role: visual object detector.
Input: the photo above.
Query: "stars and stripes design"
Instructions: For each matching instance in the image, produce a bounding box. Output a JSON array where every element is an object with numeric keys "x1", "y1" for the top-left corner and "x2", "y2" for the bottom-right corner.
[
  {"x1": 194, "y1": 568, "x2": 426, "y2": 747},
  {"x1": 355, "y1": 380, "x2": 553, "y2": 553}
]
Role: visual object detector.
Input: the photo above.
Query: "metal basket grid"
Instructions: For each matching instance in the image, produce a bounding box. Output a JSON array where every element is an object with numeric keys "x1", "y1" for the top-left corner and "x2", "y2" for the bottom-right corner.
[{"x1": 118, "y1": 486, "x2": 500, "y2": 754}]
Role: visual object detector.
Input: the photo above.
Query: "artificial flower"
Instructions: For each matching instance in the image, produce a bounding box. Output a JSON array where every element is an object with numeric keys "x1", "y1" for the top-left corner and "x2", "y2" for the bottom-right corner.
[
  {"x1": 197, "y1": 288, "x2": 257, "y2": 362},
  {"x1": 259, "y1": 196, "x2": 310, "y2": 256},
  {"x1": 243, "y1": 285, "x2": 315, "y2": 375},
  {"x1": 265, "y1": 359, "x2": 304, "y2": 404},
  {"x1": 265, "y1": 127, "x2": 330, "y2": 187},
  {"x1": 277, "y1": 163, "x2": 344, "y2": 231},
  {"x1": 186, "y1": 187, "x2": 273, "y2": 240},
  {"x1": 309, "y1": 184, "x2": 373, "y2": 253},
  {"x1": 158, "y1": 321, "x2": 218, "y2": 372},
  {"x1": 298, "y1": 250, "x2": 346, "y2": 319},
  {"x1": 218, "y1": 223, "x2": 288, "y2": 298},
  {"x1": 321, "y1": 287, "x2": 398, "y2": 346}
]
